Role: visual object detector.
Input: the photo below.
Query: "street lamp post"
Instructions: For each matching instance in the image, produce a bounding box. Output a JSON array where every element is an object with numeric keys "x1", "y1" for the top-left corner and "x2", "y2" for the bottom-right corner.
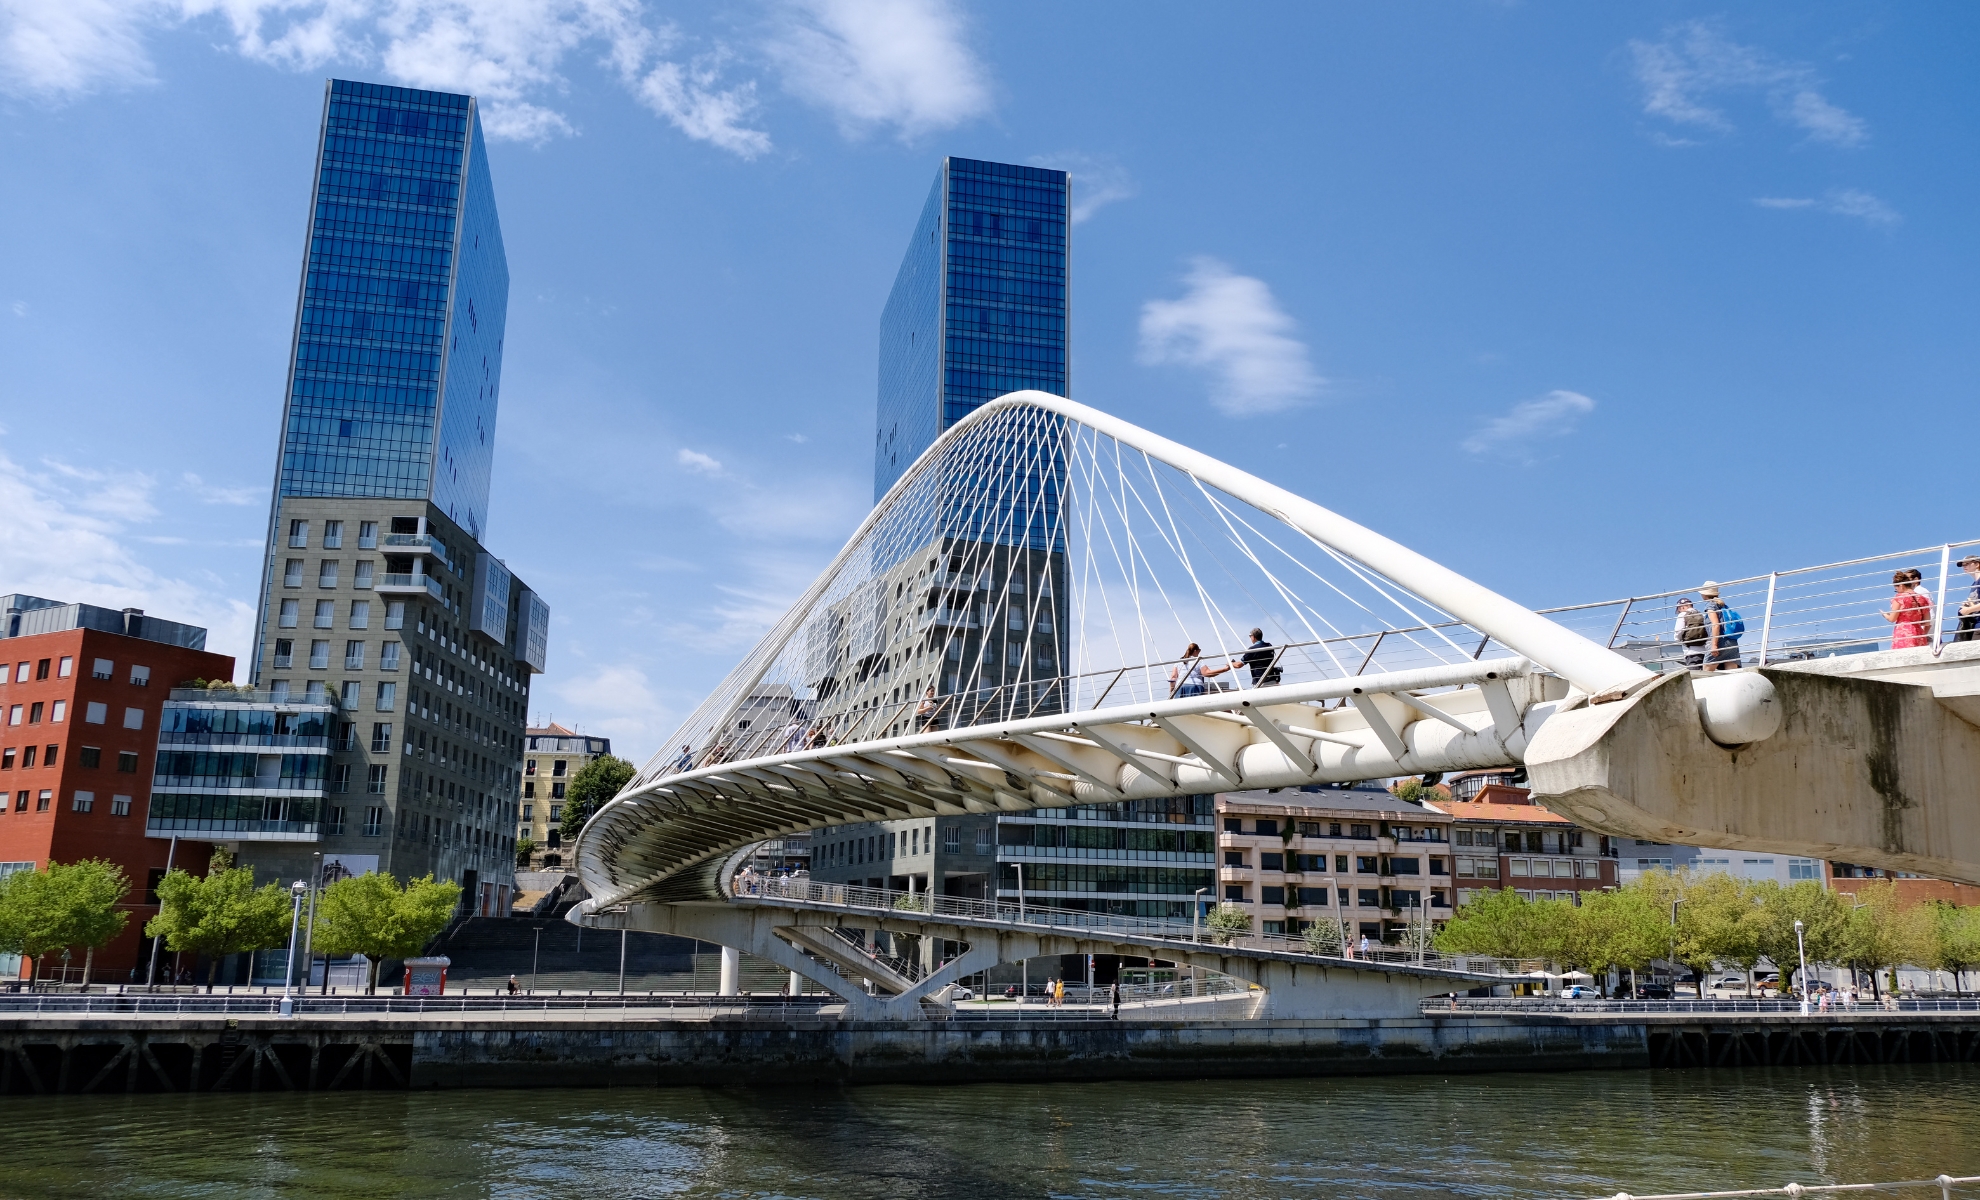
[
  {"x1": 144, "y1": 834, "x2": 179, "y2": 989},
  {"x1": 1192, "y1": 888, "x2": 1209, "y2": 944},
  {"x1": 1669, "y1": 898, "x2": 1685, "y2": 997},
  {"x1": 1794, "y1": 919, "x2": 1809, "y2": 1015},
  {"x1": 280, "y1": 880, "x2": 307, "y2": 1018},
  {"x1": 531, "y1": 925, "x2": 542, "y2": 995},
  {"x1": 301, "y1": 851, "x2": 322, "y2": 995}
]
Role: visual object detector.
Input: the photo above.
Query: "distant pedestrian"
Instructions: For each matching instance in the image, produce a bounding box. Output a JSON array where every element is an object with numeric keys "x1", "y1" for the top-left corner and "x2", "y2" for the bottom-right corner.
[
  {"x1": 1673, "y1": 598, "x2": 1709, "y2": 671},
  {"x1": 1359, "y1": 934, "x2": 1372, "y2": 956},
  {"x1": 1240, "y1": 628, "x2": 1284, "y2": 688},
  {"x1": 1956, "y1": 555, "x2": 1980, "y2": 642},
  {"x1": 1883, "y1": 568, "x2": 1933, "y2": 649},
  {"x1": 671, "y1": 745, "x2": 694, "y2": 773},
  {"x1": 507, "y1": 975, "x2": 520, "y2": 996},
  {"x1": 915, "y1": 686, "x2": 940, "y2": 731},
  {"x1": 1700, "y1": 583, "x2": 1744, "y2": 671}
]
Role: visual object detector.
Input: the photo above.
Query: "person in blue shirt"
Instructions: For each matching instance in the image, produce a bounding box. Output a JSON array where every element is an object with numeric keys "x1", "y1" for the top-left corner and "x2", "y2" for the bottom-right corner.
[{"x1": 1956, "y1": 555, "x2": 1980, "y2": 642}]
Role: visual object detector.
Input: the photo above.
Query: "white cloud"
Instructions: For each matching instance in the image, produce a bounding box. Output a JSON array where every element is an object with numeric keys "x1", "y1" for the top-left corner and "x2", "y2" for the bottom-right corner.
[
  {"x1": 1033, "y1": 152, "x2": 1135, "y2": 224},
  {"x1": 180, "y1": 472, "x2": 259, "y2": 505},
  {"x1": 1461, "y1": 390, "x2": 1596, "y2": 461},
  {"x1": 1138, "y1": 257, "x2": 1323, "y2": 417},
  {"x1": 1629, "y1": 21, "x2": 1867, "y2": 148},
  {"x1": 544, "y1": 661, "x2": 672, "y2": 748},
  {"x1": 676, "y1": 447, "x2": 723, "y2": 474},
  {"x1": 0, "y1": 0, "x2": 773, "y2": 153},
  {"x1": 766, "y1": 0, "x2": 989, "y2": 140},
  {"x1": 0, "y1": 442, "x2": 254, "y2": 670},
  {"x1": 1752, "y1": 188, "x2": 1900, "y2": 227},
  {"x1": 784, "y1": 433, "x2": 808, "y2": 443},
  {"x1": 9, "y1": 301, "x2": 25, "y2": 316}
]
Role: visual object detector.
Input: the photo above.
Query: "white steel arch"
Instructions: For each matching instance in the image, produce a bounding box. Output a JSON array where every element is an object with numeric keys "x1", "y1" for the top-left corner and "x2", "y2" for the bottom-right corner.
[{"x1": 576, "y1": 391, "x2": 1650, "y2": 909}]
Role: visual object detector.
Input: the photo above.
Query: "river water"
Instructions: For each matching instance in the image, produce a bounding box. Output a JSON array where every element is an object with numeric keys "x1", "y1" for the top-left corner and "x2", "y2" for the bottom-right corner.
[{"x1": 6, "y1": 1066, "x2": 1976, "y2": 1199}]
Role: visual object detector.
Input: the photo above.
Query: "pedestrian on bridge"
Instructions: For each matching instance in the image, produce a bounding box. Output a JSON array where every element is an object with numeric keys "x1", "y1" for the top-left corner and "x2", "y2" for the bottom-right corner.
[
  {"x1": 1169, "y1": 643, "x2": 1232, "y2": 698},
  {"x1": 1674, "y1": 598, "x2": 1709, "y2": 671},
  {"x1": 1884, "y1": 568, "x2": 1933, "y2": 649},
  {"x1": 1956, "y1": 555, "x2": 1980, "y2": 642},
  {"x1": 1700, "y1": 584, "x2": 1743, "y2": 671},
  {"x1": 1241, "y1": 629, "x2": 1284, "y2": 687}
]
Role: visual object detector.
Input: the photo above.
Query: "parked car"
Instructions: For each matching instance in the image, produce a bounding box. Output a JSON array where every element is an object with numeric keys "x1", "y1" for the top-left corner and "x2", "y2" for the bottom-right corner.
[{"x1": 1563, "y1": 985, "x2": 1596, "y2": 1000}]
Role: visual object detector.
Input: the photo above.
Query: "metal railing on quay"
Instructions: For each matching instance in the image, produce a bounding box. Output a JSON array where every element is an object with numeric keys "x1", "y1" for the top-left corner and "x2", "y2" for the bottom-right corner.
[
  {"x1": 0, "y1": 990, "x2": 839, "y2": 1018},
  {"x1": 1423, "y1": 996, "x2": 1980, "y2": 1016},
  {"x1": 1588, "y1": 1175, "x2": 1980, "y2": 1200},
  {"x1": 737, "y1": 874, "x2": 1516, "y2": 976}
]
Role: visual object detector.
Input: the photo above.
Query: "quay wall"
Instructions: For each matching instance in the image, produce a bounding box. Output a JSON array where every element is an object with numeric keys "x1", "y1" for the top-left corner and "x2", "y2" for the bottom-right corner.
[{"x1": 4, "y1": 1013, "x2": 1978, "y2": 1093}]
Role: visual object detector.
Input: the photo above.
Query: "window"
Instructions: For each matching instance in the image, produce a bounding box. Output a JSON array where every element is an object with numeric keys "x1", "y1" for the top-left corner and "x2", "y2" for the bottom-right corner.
[
  {"x1": 36, "y1": 790, "x2": 51, "y2": 811},
  {"x1": 358, "y1": 521, "x2": 378, "y2": 549},
  {"x1": 341, "y1": 681, "x2": 360, "y2": 708},
  {"x1": 1350, "y1": 823, "x2": 1372, "y2": 839},
  {"x1": 318, "y1": 560, "x2": 339, "y2": 588},
  {"x1": 1789, "y1": 858, "x2": 1819, "y2": 880},
  {"x1": 1299, "y1": 886, "x2": 1330, "y2": 906},
  {"x1": 385, "y1": 601, "x2": 405, "y2": 630},
  {"x1": 345, "y1": 641, "x2": 366, "y2": 670},
  {"x1": 117, "y1": 750, "x2": 139, "y2": 773},
  {"x1": 525, "y1": 759, "x2": 537, "y2": 776},
  {"x1": 7, "y1": 705, "x2": 19, "y2": 725},
  {"x1": 524, "y1": 781, "x2": 535, "y2": 798},
  {"x1": 42, "y1": 746, "x2": 55, "y2": 767},
  {"x1": 521, "y1": 803, "x2": 533, "y2": 820},
  {"x1": 28, "y1": 702, "x2": 42, "y2": 724},
  {"x1": 371, "y1": 722, "x2": 392, "y2": 753},
  {"x1": 305, "y1": 681, "x2": 327, "y2": 703},
  {"x1": 269, "y1": 681, "x2": 290, "y2": 701},
  {"x1": 57, "y1": 657, "x2": 71, "y2": 678},
  {"x1": 289, "y1": 519, "x2": 309, "y2": 548},
  {"x1": 327, "y1": 806, "x2": 346, "y2": 835},
  {"x1": 1357, "y1": 888, "x2": 1380, "y2": 907},
  {"x1": 1356, "y1": 856, "x2": 1378, "y2": 873},
  {"x1": 944, "y1": 826, "x2": 961, "y2": 853},
  {"x1": 308, "y1": 601, "x2": 333, "y2": 629},
  {"x1": 35, "y1": 658, "x2": 50, "y2": 680},
  {"x1": 367, "y1": 765, "x2": 387, "y2": 793},
  {"x1": 375, "y1": 682, "x2": 396, "y2": 712},
  {"x1": 4, "y1": 748, "x2": 19, "y2": 769},
  {"x1": 109, "y1": 795, "x2": 131, "y2": 816},
  {"x1": 71, "y1": 791, "x2": 93, "y2": 813},
  {"x1": 279, "y1": 599, "x2": 299, "y2": 628},
  {"x1": 1455, "y1": 830, "x2": 1473, "y2": 847},
  {"x1": 122, "y1": 707, "x2": 144, "y2": 730},
  {"x1": 49, "y1": 701, "x2": 65, "y2": 723},
  {"x1": 363, "y1": 806, "x2": 384, "y2": 836},
  {"x1": 552, "y1": 760, "x2": 568, "y2": 777},
  {"x1": 1255, "y1": 818, "x2": 1278, "y2": 836},
  {"x1": 92, "y1": 658, "x2": 113, "y2": 680},
  {"x1": 380, "y1": 642, "x2": 400, "y2": 670},
  {"x1": 12, "y1": 662, "x2": 25, "y2": 683},
  {"x1": 130, "y1": 664, "x2": 150, "y2": 686},
  {"x1": 272, "y1": 639, "x2": 294, "y2": 669},
  {"x1": 1224, "y1": 884, "x2": 1247, "y2": 901},
  {"x1": 1509, "y1": 859, "x2": 1530, "y2": 877},
  {"x1": 1260, "y1": 852, "x2": 1283, "y2": 871},
  {"x1": 20, "y1": 747, "x2": 35, "y2": 768},
  {"x1": 309, "y1": 640, "x2": 330, "y2": 669},
  {"x1": 332, "y1": 763, "x2": 351, "y2": 794},
  {"x1": 1261, "y1": 886, "x2": 1285, "y2": 905},
  {"x1": 350, "y1": 600, "x2": 371, "y2": 629},
  {"x1": 284, "y1": 559, "x2": 304, "y2": 587},
  {"x1": 551, "y1": 782, "x2": 566, "y2": 799},
  {"x1": 323, "y1": 520, "x2": 343, "y2": 549},
  {"x1": 1222, "y1": 817, "x2": 1242, "y2": 833},
  {"x1": 354, "y1": 561, "x2": 374, "y2": 589},
  {"x1": 1224, "y1": 851, "x2": 1245, "y2": 867}
]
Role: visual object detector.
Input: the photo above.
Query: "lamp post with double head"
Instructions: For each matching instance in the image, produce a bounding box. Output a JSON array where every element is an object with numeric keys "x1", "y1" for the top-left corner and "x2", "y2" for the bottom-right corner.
[
  {"x1": 1794, "y1": 919, "x2": 1809, "y2": 1015},
  {"x1": 280, "y1": 880, "x2": 308, "y2": 1017}
]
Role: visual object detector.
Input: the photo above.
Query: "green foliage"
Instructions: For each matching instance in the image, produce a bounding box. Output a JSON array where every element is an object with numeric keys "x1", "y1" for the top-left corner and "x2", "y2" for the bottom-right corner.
[
  {"x1": 1922, "y1": 904, "x2": 1980, "y2": 993},
  {"x1": 312, "y1": 871, "x2": 462, "y2": 994},
  {"x1": 1745, "y1": 879, "x2": 1847, "y2": 991},
  {"x1": 1302, "y1": 918, "x2": 1344, "y2": 956},
  {"x1": 0, "y1": 859, "x2": 132, "y2": 982},
  {"x1": 892, "y1": 893, "x2": 929, "y2": 913},
  {"x1": 1388, "y1": 777, "x2": 1432, "y2": 804},
  {"x1": 559, "y1": 754, "x2": 637, "y2": 841},
  {"x1": 1204, "y1": 903, "x2": 1252, "y2": 944},
  {"x1": 1435, "y1": 888, "x2": 1545, "y2": 959},
  {"x1": 514, "y1": 837, "x2": 536, "y2": 868},
  {"x1": 143, "y1": 851, "x2": 294, "y2": 991}
]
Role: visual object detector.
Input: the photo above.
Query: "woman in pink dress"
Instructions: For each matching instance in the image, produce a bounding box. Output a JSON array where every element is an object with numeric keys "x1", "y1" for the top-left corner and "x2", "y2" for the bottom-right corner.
[{"x1": 1883, "y1": 568, "x2": 1933, "y2": 649}]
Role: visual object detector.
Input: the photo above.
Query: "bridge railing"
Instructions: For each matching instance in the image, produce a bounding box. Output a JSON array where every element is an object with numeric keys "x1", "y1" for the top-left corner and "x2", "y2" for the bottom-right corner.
[
  {"x1": 1424, "y1": 995, "x2": 1980, "y2": 1015},
  {"x1": 735, "y1": 874, "x2": 1518, "y2": 976}
]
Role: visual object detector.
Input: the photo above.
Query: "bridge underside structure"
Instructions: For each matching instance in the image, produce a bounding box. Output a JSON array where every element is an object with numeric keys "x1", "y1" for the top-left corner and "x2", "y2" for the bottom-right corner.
[{"x1": 574, "y1": 391, "x2": 1980, "y2": 1020}]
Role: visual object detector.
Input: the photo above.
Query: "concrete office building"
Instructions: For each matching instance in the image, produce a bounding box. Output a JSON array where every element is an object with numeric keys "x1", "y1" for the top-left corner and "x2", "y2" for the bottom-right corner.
[
  {"x1": 236, "y1": 80, "x2": 548, "y2": 915},
  {"x1": 0, "y1": 597, "x2": 233, "y2": 979}
]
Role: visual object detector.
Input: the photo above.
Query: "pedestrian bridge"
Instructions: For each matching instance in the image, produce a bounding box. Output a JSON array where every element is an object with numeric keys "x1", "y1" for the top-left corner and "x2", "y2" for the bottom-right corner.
[{"x1": 573, "y1": 391, "x2": 1980, "y2": 1017}]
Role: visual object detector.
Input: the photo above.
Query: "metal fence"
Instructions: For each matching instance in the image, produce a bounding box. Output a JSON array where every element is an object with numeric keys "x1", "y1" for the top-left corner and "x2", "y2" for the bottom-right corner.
[
  {"x1": 1589, "y1": 1175, "x2": 1980, "y2": 1200},
  {"x1": 0, "y1": 991, "x2": 838, "y2": 1018},
  {"x1": 1425, "y1": 996, "x2": 1980, "y2": 1016}
]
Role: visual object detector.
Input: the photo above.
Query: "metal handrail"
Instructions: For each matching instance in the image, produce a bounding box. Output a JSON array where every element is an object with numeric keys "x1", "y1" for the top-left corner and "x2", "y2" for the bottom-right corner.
[{"x1": 1592, "y1": 1175, "x2": 1980, "y2": 1200}]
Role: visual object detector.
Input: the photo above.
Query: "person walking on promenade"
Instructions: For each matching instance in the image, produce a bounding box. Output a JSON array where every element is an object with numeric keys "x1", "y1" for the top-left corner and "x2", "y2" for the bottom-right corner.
[
  {"x1": 1674, "y1": 598, "x2": 1709, "y2": 671},
  {"x1": 1240, "y1": 629, "x2": 1284, "y2": 688},
  {"x1": 1956, "y1": 555, "x2": 1980, "y2": 642},
  {"x1": 1700, "y1": 583, "x2": 1744, "y2": 671},
  {"x1": 507, "y1": 975, "x2": 520, "y2": 996},
  {"x1": 1884, "y1": 568, "x2": 1934, "y2": 649}
]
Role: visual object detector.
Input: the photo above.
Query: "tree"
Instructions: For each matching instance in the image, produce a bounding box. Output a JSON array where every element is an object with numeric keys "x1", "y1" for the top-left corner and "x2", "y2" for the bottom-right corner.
[
  {"x1": 1573, "y1": 888, "x2": 1667, "y2": 996},
  {"x1": 1302, "y1": 917, "x2": 1344, "y2": 956},
  {"x1": 0, "y1": 859, "x2": 132, "y2": 984},
  {"x1": 514, "y1": 837, "x2": 536, "y2": 869},
  {"x1": 1436, "y1": 888, "x2": 1545, "y2": 960},
  {"x1": 144, "y1": 851, "x2": 294, "y2": 991},
  {"x1": 1674, "y1": 871, "x2": 1758, "y2": 995},
  {"x1": 1922, "y1": 904, "x2": 1980, "y2": 995},
  {"x1": 559, "y1": 754, "x2": 637, "y2": 843},
  {"x1": 1204, "y1": 903, "x2": 1252, "y2": 945},
  {"x1": 1838, "y1": 879, "x2": 1930, "y2": 999},
  {"x1": 1747, "y1": 880, "x2": 1847, "y2": 995},
  {"x1": 312, "y1": 871, "x2": 462, "y2": 994}
]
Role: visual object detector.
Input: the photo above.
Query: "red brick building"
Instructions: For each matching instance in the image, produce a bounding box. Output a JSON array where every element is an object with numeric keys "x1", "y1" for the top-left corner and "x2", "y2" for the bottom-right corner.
[
  {"x1": 1434, "y1": 776, "x2": 1619, "y2": 904},
  {"x1": 0, "y1": 598, "x2": 232, "y2": 981}
]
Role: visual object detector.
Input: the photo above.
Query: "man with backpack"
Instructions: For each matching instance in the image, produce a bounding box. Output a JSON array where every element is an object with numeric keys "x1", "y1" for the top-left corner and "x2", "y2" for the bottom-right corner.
[
  {"x1": 1700, "y1": 582, "x2": 1744, "y2": 671},
  {"x1": 1673, "y1": 597, "x2": 1709, "y2": 670}
]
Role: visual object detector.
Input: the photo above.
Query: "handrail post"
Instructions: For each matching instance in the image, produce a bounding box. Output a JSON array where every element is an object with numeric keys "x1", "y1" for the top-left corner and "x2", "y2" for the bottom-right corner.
[
  {"x1": 1757, "y1": 572, "x2": 1779, "y2": 667},
  {"x1": 1933, "y1": 544, "x2": 1952, "y2": 651}
]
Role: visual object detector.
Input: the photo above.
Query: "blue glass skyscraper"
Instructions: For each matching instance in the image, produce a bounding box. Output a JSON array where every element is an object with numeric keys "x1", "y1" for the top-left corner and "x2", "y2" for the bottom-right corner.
[
  {"x1": 240, "y1": 79, "x2": 546, "y2": 913},
  {"x1": 875, "y1": 158, "x2": 1069, "y2": 500}
]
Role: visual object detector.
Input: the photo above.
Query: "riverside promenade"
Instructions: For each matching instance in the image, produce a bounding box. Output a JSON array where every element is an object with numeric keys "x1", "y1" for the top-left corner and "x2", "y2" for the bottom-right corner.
[{"x1": 5, "y1": 994, "x2": 1980, "y2": 1093}]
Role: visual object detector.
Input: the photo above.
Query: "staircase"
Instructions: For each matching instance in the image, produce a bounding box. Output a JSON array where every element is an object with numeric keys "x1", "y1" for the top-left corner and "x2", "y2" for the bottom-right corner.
[{"x1": 434, "y1": 917, "x2": 796, "y2": 993}]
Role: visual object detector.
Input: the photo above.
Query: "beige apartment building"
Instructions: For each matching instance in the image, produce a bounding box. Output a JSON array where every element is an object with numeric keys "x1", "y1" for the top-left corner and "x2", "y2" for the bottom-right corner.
[
  {"x1": 515, "y1": 722, "x2": 611, "y2": 871},
  {"x1": 1216, "y1": 787, "x2": 1455, "y2": 946}
]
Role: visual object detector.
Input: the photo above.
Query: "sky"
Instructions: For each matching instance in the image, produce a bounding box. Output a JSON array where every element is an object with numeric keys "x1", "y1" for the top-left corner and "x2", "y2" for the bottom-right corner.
[{"x1": 1, "y1": 2, "x2": 1974, "y2": 768}]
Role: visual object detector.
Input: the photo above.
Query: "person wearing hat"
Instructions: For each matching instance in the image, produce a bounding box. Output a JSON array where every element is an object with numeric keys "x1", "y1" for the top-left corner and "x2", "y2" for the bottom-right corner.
[
  {"x1": 1699, "y1": 582, "x2": 1742, "y2": 671},
  {"x1": 1957, "y1": 555, "x2": 1980, "y2": 643},
  {"x1": 1673, "y1": 597, "x2": 1709, "y2": 671}
]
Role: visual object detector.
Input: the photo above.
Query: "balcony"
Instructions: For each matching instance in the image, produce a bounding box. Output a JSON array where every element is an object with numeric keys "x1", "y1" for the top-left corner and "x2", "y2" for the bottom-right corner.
[
  {"x1": 376, "y1": 573, "x2": 444, "y2": 598},
  {"x1": 382, "y1": 533, "x2": 452, "y2": 570}
]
